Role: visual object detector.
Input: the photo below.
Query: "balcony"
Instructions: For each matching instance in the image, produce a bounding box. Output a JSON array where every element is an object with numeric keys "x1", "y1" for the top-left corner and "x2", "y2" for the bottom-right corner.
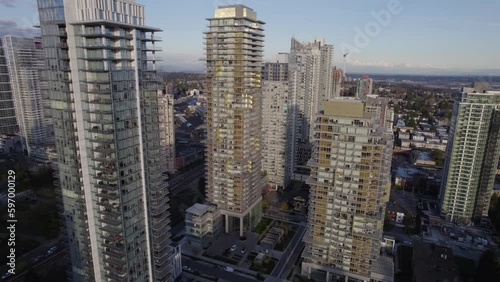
[
  {"x1": 80, "y1": 44, "x2": 134, "y2": 50},
  {"x1": 142, "y1": 44, "x2": 162, "y2": 51},
  {"x1": 91, "y1": 137, "x2": 115, "y2": 144},
  {"x1": 95, "y1": 175, "x2": 118, "y2": 184},
  {"x1": 81, "y1": 32, "x2": 133, "y2": 40},
  {"x1": 88, "y1": 98, "x2": 113, "y2": 105},
  {"x1": 105, "y1": 272, "x2": 127, "y2": 282},
  {"x1": 99, "y1": 216, "x2": 122, "y2": 226},
  {"x1": 96, "y1": 208, "x2": 121, "y2": 217},
  {"x1": 101, "y1": 224, "x2": 123, "y2": 234},
  {"x1": 93, "y1": 146, "x2": 114, "y2": 154},
  {"x1": 86, "y1": 108, "x2": 113, "y2": 115},
  {"x1": 89, "y1": 127, "x2": 115, "y2": 135},
  {"x1": 141, "y1": 35, "x2": 162, "y2": 41},
  {"x1": 85, "y1": 88, "x2": 112, "y2": 94},
  {"x1": 96, "y1": 199, "x2": 120, "y2": 209},
  {"x1": 96, "y1": 191, "x2": 120, "y2": 201}
]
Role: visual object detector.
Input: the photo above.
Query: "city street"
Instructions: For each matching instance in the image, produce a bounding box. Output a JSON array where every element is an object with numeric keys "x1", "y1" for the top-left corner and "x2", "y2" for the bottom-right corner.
[
  {"x1": 271, "y1": 224, "x2": 306, "y2": 278},
  {"x1": 182, "y1": 257, "x2": 257, "y2": 282}
]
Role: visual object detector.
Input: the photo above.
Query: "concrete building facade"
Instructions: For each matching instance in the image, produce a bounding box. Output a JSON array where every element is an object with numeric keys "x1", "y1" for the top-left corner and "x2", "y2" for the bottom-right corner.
[
  {"x1": 203, "y1": 5, "x2": 265, "y2": 237},
  {"x1": 302, "y1": 97, "x2": 394, "y2": 282},
  {"x1": 3, "y1": 36, "x2": 52, "y2": 157},
  {"x1": 37, "y1": 0, "x2": 176, "y2": 281},
  {"x1": 289, "y1": 37, "x2": 333, "y2": 180},
  {"x1": 440, "y1": 90, "x2": 500, "y2": 225},
  {"x1": 261, "y1": 54, "x2": 291, "y2": 190}
]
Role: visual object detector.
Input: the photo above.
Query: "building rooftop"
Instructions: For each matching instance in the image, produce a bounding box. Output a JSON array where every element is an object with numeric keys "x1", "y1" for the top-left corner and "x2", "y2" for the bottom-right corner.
[
  {"x1": 371, "y1": 255, "x2": 394, "y2": 280},
  {"x1": 412, "y1": 241, "x2": 460, "y2": 282},
  {"x1": 186, "y1": 203, "x2": 211, "y2": 216}
]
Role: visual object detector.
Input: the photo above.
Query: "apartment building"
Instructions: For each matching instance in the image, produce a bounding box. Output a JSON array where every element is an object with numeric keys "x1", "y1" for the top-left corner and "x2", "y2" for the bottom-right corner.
[
  {"x1": 0, "y1": 38, "x2": 18, "y2": 135},
  {"x1": 331, "y1": 67, "x2": 343, "y2": 98},
  {"x1": 302, "y1": 97, "x2": 394, "y2": 282},
  {"x1": 185, "y1": 203, "x2": 222, "y2": 249},
  {"x1": 3, "y1": 36, "x2": 52, "y2": 157},
  {"x1": 440, "y1": 89, "x2": 500, "y2": 225},
  {"x1": 37, "y1": 0, "x2": 177, "y2": 281},
  {"x1": 203, "y1": 5, "x2": 265, "y2": 237},
  {"x1": 261, "y1": 53, "x2": 291, "y2": 189},
  {"x1": 356, "y1": 76, "x2": 373, "y2": 99},
  {"x1": 289, "y1": 37, "x2": 333, "y2": 180}
]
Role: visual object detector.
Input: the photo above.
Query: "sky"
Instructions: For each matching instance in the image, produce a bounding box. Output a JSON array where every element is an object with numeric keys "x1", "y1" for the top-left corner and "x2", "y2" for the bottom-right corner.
[{"x1": 1, "y1": 0, "x2": 499, "y2": 75}]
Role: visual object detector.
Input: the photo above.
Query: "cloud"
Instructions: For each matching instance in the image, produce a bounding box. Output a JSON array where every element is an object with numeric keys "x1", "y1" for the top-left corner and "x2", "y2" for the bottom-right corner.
[
  {"x1": 0, "y1": 0, "x2": 18, "y2": 8},
  {"x1": 0, "y1": 19, "x2": 39, "y2": 37}
]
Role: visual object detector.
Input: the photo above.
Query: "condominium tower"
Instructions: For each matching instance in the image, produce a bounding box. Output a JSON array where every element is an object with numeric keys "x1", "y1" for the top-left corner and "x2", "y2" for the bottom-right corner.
[
  {"x1": 3, "y1": 36, "x2": 51, "y2": 156},
  {"x1": 0, "y1": 38, "x2": 18, "y2": 135},
  {"x1": 37, "y1": 0, "x2": 176, "y2": 281},
  {"x1": 356, "y1": 76, "x2": 373, "y2": 99},
  {"x1": 261, "y1": 53, "x2": 291, "y2": 190},
  {"x1": 302, "y1": 97, "x2": 394, "y2": 282},
  {"x1": 204, "y1": 5, "x2": 265, "y2": 236},
  {"x1": 440, "y1": 89, "x2": 500, "y2": 225},
  {"x1": 289, "y1": 37, "x2": 333, "y2": 180},
  {"x1": 331, "y1": 67, "x2": 343, "y2": 98}
]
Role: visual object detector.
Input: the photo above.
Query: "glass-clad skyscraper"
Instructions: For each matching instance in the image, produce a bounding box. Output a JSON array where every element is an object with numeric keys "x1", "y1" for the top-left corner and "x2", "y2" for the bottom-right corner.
[{"x1": 37, "y1": 0, "x2": 176, "y2": 281}]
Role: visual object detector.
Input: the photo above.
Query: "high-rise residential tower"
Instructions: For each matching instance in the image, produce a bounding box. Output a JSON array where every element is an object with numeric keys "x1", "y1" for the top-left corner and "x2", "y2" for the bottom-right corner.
[
  {"x1": 3, "y1": 36, "x2": 51, "y2": 157},
  {"x1": 331, "y1": 67, "x2": 343, "y2": 98},
  {"x1": 356, "y1": 76, "x2": 373, "y2": 99},
  {"x1": 261, "y1": 53, "x2": 291, "y2": 190},
  {"x1": 302, "y1": 97, "x2": 394, "y2": 282},
  {"x1": 0, "y1": 38, "x2": 18, "y2": 135},
  {"x1": 159, "y1": 91, "x2": 176, "y2": 172},
  {"x1": 440, "y1": 89, "x2": 500, "y2": 225},
  {"x1": 289, "y1": 37, "x2": 333, "y2": 180},
  {"x1": 204, "y1": 5, "x2": 265, "y2": 236},
  {"x1": 37, "y1": 0, "x2": 177, "y2": 281}
]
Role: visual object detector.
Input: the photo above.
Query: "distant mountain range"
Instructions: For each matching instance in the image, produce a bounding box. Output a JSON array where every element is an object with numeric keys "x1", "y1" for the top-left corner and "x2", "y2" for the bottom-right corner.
[{"x1": 159, "y1": 63, "x2": 500, "y2": 77}]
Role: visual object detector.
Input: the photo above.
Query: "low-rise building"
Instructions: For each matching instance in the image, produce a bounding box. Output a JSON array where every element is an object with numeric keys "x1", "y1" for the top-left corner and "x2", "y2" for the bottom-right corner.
[
  {"x1": 412, "y1": 133, "x2": 425, "y2": 141},
  {"x1": 185, "y1": 203, "x2": 222, "y2": 249}
]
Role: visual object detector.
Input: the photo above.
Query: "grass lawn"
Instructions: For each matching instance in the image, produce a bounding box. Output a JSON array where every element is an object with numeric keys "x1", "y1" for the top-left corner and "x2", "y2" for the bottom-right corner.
[
  {"x1": 253, "y1": 217, "x2": 273, "y2": 235},
  {"x1": 274, "y1": 229, "x2": 296, "y2": 251},
  {"x1": 250, "y1": 258, "x2": 277, "y2": 275}
]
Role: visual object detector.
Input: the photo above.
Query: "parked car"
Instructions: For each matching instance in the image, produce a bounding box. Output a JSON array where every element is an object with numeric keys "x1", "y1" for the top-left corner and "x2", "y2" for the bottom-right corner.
[
  {"x1": 223, "y1": 266, "x2": 234, "y2": 273},
  {"x1": 230, "y1": 244, "x2": 237, "y2": 252},
  {"x1": 47, "y1": 246, "x2": 58, "y2": 255},
  {"x1": 260, "y1": 249, "x2": 269, "y2": 254},
  {"x1": 182, "y1": 266, "x2": 192, "y2": 271}
]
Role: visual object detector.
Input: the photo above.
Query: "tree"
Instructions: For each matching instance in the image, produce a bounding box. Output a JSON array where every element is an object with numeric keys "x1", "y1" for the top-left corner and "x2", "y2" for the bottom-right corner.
[
  {"x1": 280, "y1": 201, "x2": 289, "y2": 211},
  {"x1": 476, "y1": 250, "x2": 500, "y2": 281},
  {"x1": 262, "y1": 198, "x2": 270, "y2": 209}
]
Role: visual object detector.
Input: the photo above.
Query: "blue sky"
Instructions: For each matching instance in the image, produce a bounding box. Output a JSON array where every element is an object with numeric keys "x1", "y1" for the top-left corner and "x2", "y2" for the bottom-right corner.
[{"x1": 1, "y1": 0, "x2": 499, "y2": 75}]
